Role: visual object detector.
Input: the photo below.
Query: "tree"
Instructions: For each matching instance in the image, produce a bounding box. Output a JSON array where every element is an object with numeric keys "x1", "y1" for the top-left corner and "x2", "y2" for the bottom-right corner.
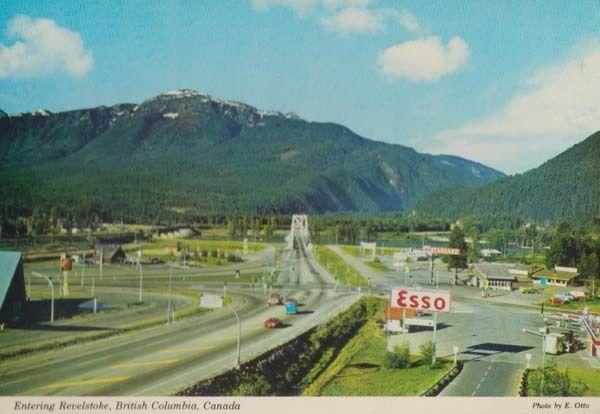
[
  {"x1": 419, "y1": 340, "x2": 437, "y2": 368},
  {"x1": 546, "y1": 227, "x2": 578, "y2": 268},
  {"x1": 580, "y1": 252, "x2": 599, "y2": 298},
  {"x1": 227, "y1": 218, "x2": 237, "y2": 238},
  {"x1": 447, "y1": 225, "x2": 468, "y2": 282},
  {"x1": 469, "y1": 228, "x2": 481, "y2": 263}
]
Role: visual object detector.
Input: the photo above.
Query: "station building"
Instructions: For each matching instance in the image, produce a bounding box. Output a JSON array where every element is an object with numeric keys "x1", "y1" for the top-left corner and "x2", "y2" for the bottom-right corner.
[
  {"x1": 0, "y1": 251, "x2": 27, "y2": 323},
  {"x1": 95, "y1": 244, "x2": 126, "y2": 264},
  {"x1": 471, "y1": 263, "x2": 541, "y2": 290},
  {"x1": 530, "y1": 266, "x2": 580, "y2": 287}
]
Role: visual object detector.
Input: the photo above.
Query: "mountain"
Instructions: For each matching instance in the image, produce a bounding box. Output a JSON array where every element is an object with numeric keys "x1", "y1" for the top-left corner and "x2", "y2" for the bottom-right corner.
[
  {"x1": 0, "y1": 89, "x2": 504, "y2": 221},
  {"x1": 0, "y1": 109, "x2": 7, "y2": 118},
  {"x1": 415, "y1": 131, "x2": 600, "y2": 224}
]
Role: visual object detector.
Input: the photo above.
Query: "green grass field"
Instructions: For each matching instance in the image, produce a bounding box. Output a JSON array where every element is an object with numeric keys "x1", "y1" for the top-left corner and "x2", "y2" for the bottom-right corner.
[
  {"x1": 315, "y1": 246, "x2": 368, "y2": 287},
  {"x1": 311, "y1": 320, "x2": 451, "y2": 396},
  {"x1": 568, "y1": 368, "x2": 600, "y2": 396}
]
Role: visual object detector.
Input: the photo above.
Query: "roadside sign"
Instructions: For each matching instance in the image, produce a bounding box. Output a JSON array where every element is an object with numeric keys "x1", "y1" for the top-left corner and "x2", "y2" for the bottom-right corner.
[
  {"x1": 200, "y1": 293, "x2": 223, "y2": 309},
  {"x1": 405, "y1": 317, "x2": 434, "y2": 327},
  {"x1": 60, "y1": 258, "x2": 73, "y2": 271},
  {"x1": 540, "y1": 278, "x2": 548, "y2": 286},
  {"x1": 423, "y1": 246, "x2": 461, "y2": 256},
  {"x1": 390, "y1": 287, "x2": 451, "y2": 313}
]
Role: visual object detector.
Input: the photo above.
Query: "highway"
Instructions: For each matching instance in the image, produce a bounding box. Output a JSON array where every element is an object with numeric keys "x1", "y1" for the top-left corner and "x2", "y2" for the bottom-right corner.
[{"x1": 0, "y1": 241, "x2": 359, "y2": 396}]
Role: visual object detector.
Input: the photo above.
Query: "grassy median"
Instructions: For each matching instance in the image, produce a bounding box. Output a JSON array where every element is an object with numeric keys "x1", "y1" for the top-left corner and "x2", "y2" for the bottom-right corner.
[
  {"x1": 304, "y1": 310, "x2": 452, "y2": 396},
  {"x1": 315, "y1": 246, "x2": 368, "y2": 287}
]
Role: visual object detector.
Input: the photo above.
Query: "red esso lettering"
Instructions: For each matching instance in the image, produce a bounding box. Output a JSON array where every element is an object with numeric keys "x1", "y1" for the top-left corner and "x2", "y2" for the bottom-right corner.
[
  {"x1": 434, "y1": 297, "x2": 446, "y2": 310},
  {"x1": 409, "y1": 295, "x2": 419, "y2": 308},
  {"x1": 397, "y1": 290, "x2": 408, "y2": 307},
  {"x1": 421, "y1": 296, "x2": 430, "y2": 309}
]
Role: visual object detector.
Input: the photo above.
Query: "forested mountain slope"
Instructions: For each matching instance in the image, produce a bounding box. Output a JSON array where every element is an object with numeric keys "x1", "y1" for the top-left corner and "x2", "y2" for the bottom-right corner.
[
  {"x1": 0, "y1": 90, "x2": 504, "y2": 221},
  {"x1": 415, "y1": 131, "x2": 600, "y2": 224}
]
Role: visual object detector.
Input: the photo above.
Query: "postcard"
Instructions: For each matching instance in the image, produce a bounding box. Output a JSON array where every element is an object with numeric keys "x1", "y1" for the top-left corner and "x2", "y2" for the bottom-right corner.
[{"x1": 0, "y1": 2, "x2": 598, "y2": 413}]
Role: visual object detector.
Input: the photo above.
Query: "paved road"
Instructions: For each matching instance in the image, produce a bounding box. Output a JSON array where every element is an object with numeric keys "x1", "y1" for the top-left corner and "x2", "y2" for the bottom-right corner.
[
  {"x1": 330, "y1": 245, "x2": 594, "y2": 397},
  {"x1": 0, "y1": 242, "x2": 359, "y2": 396}
]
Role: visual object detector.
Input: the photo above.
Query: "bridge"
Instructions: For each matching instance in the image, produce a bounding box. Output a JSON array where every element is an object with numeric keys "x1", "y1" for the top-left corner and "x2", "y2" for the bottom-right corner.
[{"x1": 285, "y1": 214, "x2": 309, "y2": 250}]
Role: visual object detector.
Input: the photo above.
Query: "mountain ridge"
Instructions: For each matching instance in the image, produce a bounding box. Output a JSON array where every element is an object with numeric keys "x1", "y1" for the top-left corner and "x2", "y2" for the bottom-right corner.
[
  {"x1": 0, "y1": 89, "x2": 505, "y2": 220},
  {"x1": 415, "y1": 130, "x2": 600, "y2": 224}
]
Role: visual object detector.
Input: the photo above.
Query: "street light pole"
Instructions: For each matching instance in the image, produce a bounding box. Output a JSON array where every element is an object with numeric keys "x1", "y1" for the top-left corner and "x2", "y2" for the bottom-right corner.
[
  {"x1": 541, "y1": 331, "x2": 546, "y2": 397},
  {"x1": 139, "y1": 262, "x2": 143, "y2": 303},
  {"x1": 32, "y1": 272, "x2": 54, "y2": 323},
  {"x1": 167, "y1": 265, "x2": 173, "y2": 324},
  {"x1": 228, "y1": 304, "x2": 242, "y2": 369}
]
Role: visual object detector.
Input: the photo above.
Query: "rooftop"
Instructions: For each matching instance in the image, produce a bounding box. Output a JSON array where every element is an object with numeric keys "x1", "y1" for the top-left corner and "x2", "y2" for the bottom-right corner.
[
  {"x1": 531, "y1": 268, "x2": 580, "y2": 281},
  {"x1": 0, "y1": 251, "x2": 22, "y2": 307}
]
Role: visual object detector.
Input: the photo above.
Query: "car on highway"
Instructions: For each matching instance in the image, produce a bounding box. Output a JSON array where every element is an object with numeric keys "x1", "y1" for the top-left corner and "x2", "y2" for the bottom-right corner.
[
  {"x1": 264, "y1": 317, "x2": 282, "y2": 328},
  {"x1": 268, "y1": 293, "x2": 282, "y2": 306}
]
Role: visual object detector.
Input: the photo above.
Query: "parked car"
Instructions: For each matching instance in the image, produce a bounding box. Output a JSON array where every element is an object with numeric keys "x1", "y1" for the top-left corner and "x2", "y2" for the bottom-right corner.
[
  {"x1": 520, "y1": 287, "x2": 538, "y2": 294},
  {"x1": 555, "y1": 293, "x2": 573, "y2": 302},
  {"x1": 264, "y1": 317, "x2": 282, "y2": 329},
  {"x1": 549, "y1": 297, "x2": 564, "y2": 305}
]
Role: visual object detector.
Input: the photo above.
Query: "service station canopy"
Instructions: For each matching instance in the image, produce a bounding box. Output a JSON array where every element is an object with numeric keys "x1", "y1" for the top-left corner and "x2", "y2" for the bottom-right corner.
[{"x1": 391, "y1": 287, "x2": 452, "y2": 313}]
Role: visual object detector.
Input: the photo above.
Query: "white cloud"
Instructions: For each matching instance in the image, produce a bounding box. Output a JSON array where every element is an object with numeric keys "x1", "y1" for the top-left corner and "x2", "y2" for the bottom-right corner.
[
  {"x1": 395, "y1": 9, "x2": 420, "y2": 33},
  {"x1": 377, "y1": 36, "x2": 469, "y2": 81},
  {"x1": 250, "y1": 0, "x2": 320, "y2": 16},
  {"x1": 319, "y1": 7, "x2": 384, "y2": 34},
  {"x1": 0, "y1": 15, "x2": 93, "y2": 78},
  {"x1": 319, "y1": 7, "x2": 421, "y2": 35},
  {"x1": 420, "y1": 41, "x2": 600, "y2": 173},
  {"x1": 251, "y1": 0, "x2": 373, "y2": 15}
]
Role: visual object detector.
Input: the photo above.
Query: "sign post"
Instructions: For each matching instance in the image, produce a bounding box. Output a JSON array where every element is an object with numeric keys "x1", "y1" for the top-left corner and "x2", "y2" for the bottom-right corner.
[{"x1": 390, "y1": 286, "x2": 451, "y2": 365}]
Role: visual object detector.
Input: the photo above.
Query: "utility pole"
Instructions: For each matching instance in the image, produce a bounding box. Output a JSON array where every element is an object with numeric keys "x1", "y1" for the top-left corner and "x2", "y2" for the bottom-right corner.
[
  {"x1": 432, "y1": 312, "x2": 438, "y2": 365},
  {"x1": 139, "y1": 262, "x2": 143, "y2": 303},
  {"x1": 80, "y1": 261, "x2": 85, "y2": 287},
  {"x1": 167, "y1": 265, "x2": 174, "y2": 324},
  {"x1": 228, "y1": 304, "x2": 241, "y2": 369},
  {"x1": 99, "y1": 248, "x2": 103, "y2": 280}
]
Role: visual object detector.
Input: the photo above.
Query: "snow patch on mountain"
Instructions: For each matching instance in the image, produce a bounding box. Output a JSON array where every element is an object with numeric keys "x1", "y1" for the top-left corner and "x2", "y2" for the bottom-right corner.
[
  {"x1": 163, "y1": 112, "x2": 179, "y2": 119},
  {"x1": 33, "y1": 109, "x2": 51, "y2": 116}
]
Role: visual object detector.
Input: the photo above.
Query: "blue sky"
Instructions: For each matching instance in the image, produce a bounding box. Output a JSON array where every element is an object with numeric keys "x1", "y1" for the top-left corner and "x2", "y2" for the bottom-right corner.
[{"x1": 0, "y1": 1, "x2": 598, "y2": 173}]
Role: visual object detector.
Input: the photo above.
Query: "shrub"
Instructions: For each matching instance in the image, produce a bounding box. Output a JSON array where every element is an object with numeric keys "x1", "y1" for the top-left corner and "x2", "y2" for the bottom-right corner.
[
  {"x1": 227, "y1": 253, "x2": 241, "y2": 262},
  {"x1": 229, "y1": 373, "x2": 272, "y2": 396},
  {"x1": 383, "y1": 341, "x2": 411, "y2": 369},
  {"x1": 527, "y1": 361, "x2": 587, "y2": 396},
  {"x1": 210, "y1": 249, "x2": 218, "y2": 258},
  {"x1": 201, "y1": 250, "x2": 208, "y2": 258},
  {"x1": 419, "y1": 340, "x2": 437, "y2": 368}
]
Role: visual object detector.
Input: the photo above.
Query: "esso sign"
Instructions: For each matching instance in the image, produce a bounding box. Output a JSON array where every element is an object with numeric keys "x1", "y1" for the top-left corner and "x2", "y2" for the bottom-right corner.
[{"x1": 391, "y1": 288, "x2": 451, "y2": 313}]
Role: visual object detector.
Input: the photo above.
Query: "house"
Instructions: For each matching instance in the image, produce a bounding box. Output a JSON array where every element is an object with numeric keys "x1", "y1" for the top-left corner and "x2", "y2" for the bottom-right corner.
[
  {"x1": 0, "y1": 251, "x2": 27, "y2": 323},
  {"x1": 95, "y1": 244, "x2": 126, "y2": 264},
  {"x1": 472, "y1": 263, "x2": 518, "y2": 291},
  {"x1": 481, "y1": 248, "x2": 502, "y2": 258},
  {"x1": 530, "y1": 266, "x2": 580, "y2": 287}
]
